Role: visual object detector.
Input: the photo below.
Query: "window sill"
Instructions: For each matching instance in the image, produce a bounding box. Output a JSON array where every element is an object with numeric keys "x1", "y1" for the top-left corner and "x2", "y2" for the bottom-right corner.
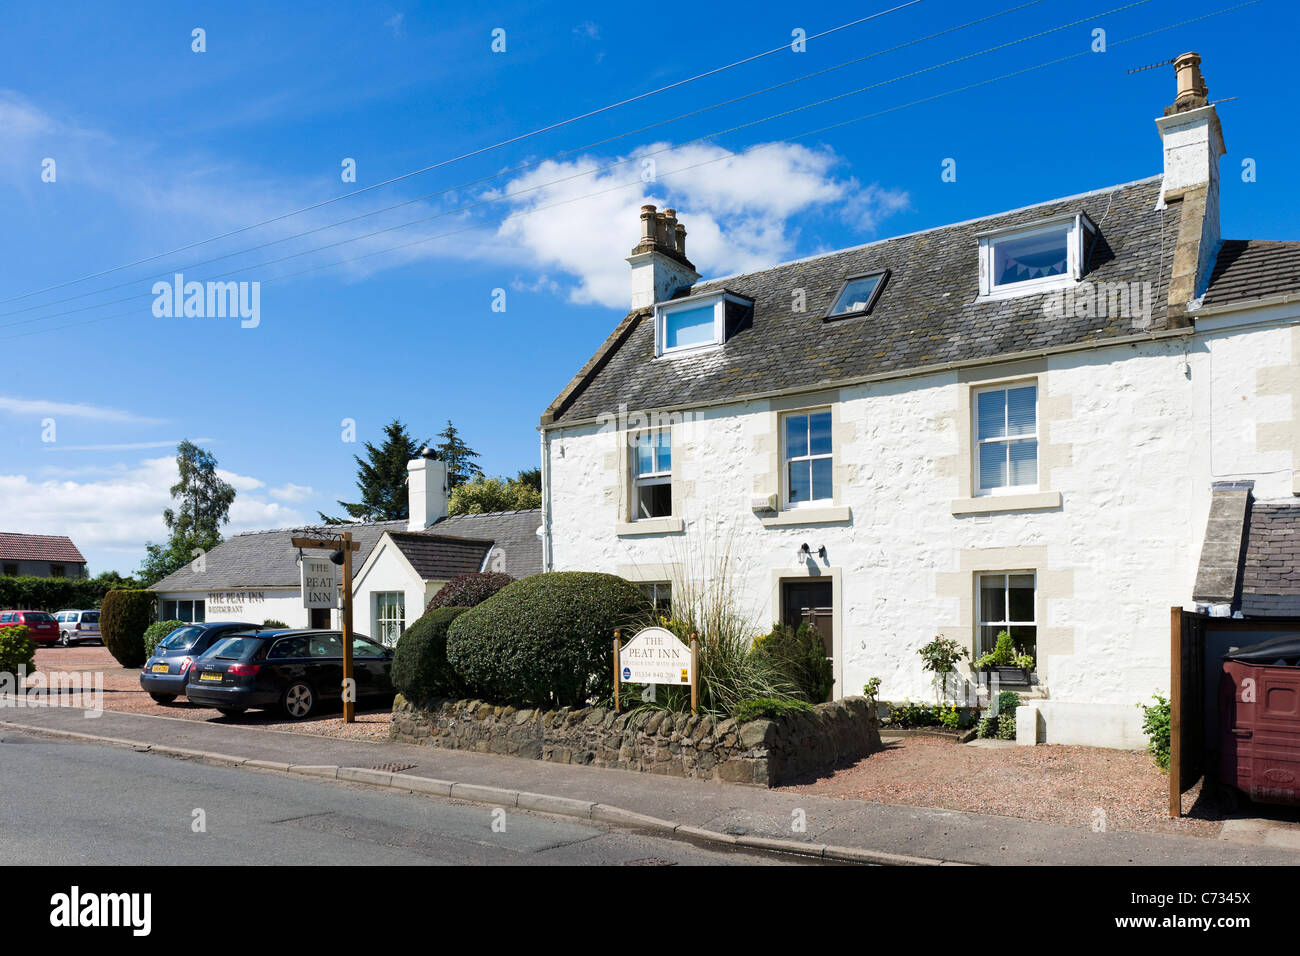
[
  {"x1": 759, "y1": 505, "x2": 852, "y2": 528},
  {"x1": 950, "y1": 491, "x2": 1061, "y2": 515},
  {"x1": 616, "y1": 517, "x2": 684, "y2": 536}
]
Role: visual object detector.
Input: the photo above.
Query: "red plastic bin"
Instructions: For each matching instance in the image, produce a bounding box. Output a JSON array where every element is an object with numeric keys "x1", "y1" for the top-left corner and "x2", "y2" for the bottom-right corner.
[{"x1": 1219, "y1": 636, "x2": 1300, "y2": 806}]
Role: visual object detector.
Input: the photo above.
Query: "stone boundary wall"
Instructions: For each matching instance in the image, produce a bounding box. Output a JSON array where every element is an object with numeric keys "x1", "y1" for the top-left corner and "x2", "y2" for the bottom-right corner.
[{"x1": 390, "y1": 694, "x2": 881, "y2": 787}]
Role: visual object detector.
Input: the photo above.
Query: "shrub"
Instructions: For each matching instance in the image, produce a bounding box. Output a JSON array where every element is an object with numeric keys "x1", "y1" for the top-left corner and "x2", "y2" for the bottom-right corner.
[
  {"x1": 426, "y1": 572, "x2": 514, "y2": 612},
  {"x1": 446, "y1": 572, "x2": 651, "y2": 707},
  {"x1": 99, "y1": 590, "x2": 156, "y2": 668},
  {"x1": 143, "y1": 620, "x2": 184, "y2": 658},
  {"x1": 977, "y1": 690, "x2": 1023, "y2": 739},
  {"x1": 731, "y1": 697, "x2": 815, "y2": 723},
  {"x1": 261, "y1": 619, "x2": 288, "y2": 629},
  {"x1": 0, "y1": 574, "x2": 134, "y2": 613},
  {"x1": 1139, "y1": 694, "x2": 1171, "y2": 772},
  {"x1": 0, "y1": 625, "x2": 36, "y2": 678},
  {"x1": 750, "y1": 621, "x2": 835, "y2": 703},
  {"x1": 392, "y1": 607, "x2": 470, "y2": 705}
]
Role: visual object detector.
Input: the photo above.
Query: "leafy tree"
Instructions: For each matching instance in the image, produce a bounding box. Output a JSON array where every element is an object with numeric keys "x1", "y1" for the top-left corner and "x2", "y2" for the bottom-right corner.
[
  {"x1": 138, "y1": 441, "x2": 237, "y2": 585},
  {"x1": 321, "y1": 419, "x2": 426, "y2": 524},
  {"x1": 434, "y1": 420, "x2": 483, "y2": 490},
  {"x1": 515, "y1": 467, "x2": 541, "y2": 492},
  {"x1": 449, "y1": 475, "x2": 542, "y2": 515}
]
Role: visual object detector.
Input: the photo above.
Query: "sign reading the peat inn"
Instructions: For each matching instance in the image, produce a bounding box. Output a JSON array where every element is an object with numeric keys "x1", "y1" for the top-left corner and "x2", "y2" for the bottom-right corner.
[
  {"x1": 620, "y1": 626, "x2": 692, "y2": 685},
  {"x1": 300, "y1": 556, "x2": 339, "y2": 609}
]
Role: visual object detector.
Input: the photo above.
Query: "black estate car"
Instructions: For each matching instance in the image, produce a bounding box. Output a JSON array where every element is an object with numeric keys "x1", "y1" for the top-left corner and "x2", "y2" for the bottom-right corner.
[
  {"x1": 184, "y1": 629, "x2": 394, "y2": 719},
  {"x1": 140, "y1": 621, "x2": 259, "y2": 703}
]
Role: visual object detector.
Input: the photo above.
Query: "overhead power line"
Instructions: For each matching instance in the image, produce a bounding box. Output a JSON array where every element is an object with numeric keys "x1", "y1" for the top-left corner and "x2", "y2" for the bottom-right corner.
[
  {"x1": 0, "y1": 0, "x2": 1261, "y2": 343},
  {"x1": 0, "y1": 0, "x2": 1048, "y2": 322},
  {"x1": 0, "y1": 1, "x2": 923, "y2": 307}
]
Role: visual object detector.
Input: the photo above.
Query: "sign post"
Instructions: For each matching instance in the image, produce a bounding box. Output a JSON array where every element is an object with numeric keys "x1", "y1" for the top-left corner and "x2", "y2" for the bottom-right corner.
[
  {"x1": 292, "y1": 533, "x2": 361, "y2": 724},
  {"x1": 612, "y1": 630, "x2": 622, "y2": 713}
]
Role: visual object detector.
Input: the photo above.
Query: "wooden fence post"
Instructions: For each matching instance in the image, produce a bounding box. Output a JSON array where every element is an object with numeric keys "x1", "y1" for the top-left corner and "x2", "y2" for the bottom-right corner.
[{"x1": 613, "y1": 630, "x2": 621, "y2": 713}]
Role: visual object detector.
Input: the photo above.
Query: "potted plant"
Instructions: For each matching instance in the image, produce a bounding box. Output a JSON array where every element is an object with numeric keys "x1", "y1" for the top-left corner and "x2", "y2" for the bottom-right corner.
[{"x1": 972, "y1": 630, "x2": 1034, "y2": 686}]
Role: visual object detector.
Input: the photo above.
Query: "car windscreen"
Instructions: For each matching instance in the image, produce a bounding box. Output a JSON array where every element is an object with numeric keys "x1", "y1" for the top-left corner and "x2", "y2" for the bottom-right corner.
[
  {"x1": 81, "y1": 611, "x2": 99, "y2": 624},
  {"x1": 208, "y1": 636, "x2": 265, "y2": 661},
  {"x1": 23, "y1": 612, "x2": 54, "y2": 623},
  {"x1": 158, "y1": 626, "x2": 205, "y2": 651}
]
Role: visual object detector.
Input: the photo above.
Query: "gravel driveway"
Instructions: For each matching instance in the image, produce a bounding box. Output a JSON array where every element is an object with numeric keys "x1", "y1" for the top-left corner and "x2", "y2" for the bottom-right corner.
[
  {"x1": 24, "y1": 645, "x2": 393, "y2": 740},
  {"x1": 780, "y1": 733, "x2": 1224, "y2": 838}
]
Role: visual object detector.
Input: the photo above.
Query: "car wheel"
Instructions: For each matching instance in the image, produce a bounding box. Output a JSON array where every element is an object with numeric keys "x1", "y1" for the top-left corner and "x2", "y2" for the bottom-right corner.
[
  {"x1": 58, "y1": 631, "x2": 71, "y2": 647},
  {"x1": 282, "y1": 682, "x2": 315, "y2": 719},
  {"x1": 216, "y1": 707, "x2": 246, "y2": 718},
  {"x1": 149, "y1": 693, "x2": 177, "y2": 705}
]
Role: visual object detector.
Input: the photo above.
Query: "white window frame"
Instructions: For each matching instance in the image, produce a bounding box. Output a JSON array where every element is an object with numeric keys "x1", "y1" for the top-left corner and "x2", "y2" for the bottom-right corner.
[
  {"x1": 653, "y1": 291, "x2": 751, "y2": 358},
  {"x1": 975, "y1": 571, "x2": 1037, "y2": 658},
  {"x1": 373, "y1": 591, "x2": 406, "y2": 647},
  {"x1": 632, "y1": 428, "x2": 672, "y2": 520},
  {"x1": 973, "y1": 381, "x2": 1039, "y2": 497},
  {"x1": 780, "y1": 408, "x2": 834, "y2": 510},
  {"x1": 977, "y1": 213, "x2": 1095, "y2": 300},
  {"x1": 639, "y1": 581, "x2": 672, "y2": 615}
]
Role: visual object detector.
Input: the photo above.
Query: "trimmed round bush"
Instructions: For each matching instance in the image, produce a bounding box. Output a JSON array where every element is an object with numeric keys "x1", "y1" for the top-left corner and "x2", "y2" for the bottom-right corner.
[
  {"x1": 100, "y1": 589, "x2": 156, "y2": 668},
  {"x1": 446, "y1": 572, "x2": 651, "y2": 707},
  {"x1": 391, "y1": 607, "x2": 470, "y2": 705},
  {"x1": 0, "y1": 625, "x2": 36, "y2": 678},
  {"x1": 261, "y1": 618, "x2": 288, "y2": 629},
  {"x1": 425, "y1": 572, "x2": 514, "y2": 612},
  {"x1": 144, "y1": 620, "x2": 184, "y2": 658}
]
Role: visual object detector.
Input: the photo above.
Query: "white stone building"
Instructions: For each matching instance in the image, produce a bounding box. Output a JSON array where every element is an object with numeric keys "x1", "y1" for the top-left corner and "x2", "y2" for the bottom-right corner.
[
  {"x1": 150, "y1": 454, "x2": 542, "y2": 644},
  {"x1": 538, "y1": 54, "x2": 1300, "y2": 748}
]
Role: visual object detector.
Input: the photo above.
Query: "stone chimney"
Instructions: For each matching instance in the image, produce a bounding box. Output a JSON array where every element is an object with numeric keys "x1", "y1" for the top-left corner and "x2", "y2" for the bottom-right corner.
[
  {"x1": 407, "y1": 447, "x2": 448, "y2": 531},
  {"x1": 1156, "y1": 52, "x2": 1225, "y2": 324},
  {"x1": 627, "y1": 204, "x2": 700, "y2": 310}
]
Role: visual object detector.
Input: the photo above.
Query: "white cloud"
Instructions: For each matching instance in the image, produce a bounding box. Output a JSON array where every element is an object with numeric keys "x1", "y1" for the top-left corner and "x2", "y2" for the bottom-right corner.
[
  {"x1": 270, "y1": 482, "x2": 315, "y2": 502},
  {"x1": 493, "y1": 141, "x2": 909, "y2": 308},
  {"x1": 0, "y1": 457, "x2": 309, "y2": 571},
  {"x1": 0, "y1": 396, "x2": 165, "y2": 425}
]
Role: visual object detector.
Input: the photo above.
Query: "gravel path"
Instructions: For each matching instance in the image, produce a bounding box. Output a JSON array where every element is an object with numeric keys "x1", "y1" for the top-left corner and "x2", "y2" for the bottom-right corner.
[
  {"x1": 25, "y1": 645, "x2": 393, "y2": 740},
  {"x1": 780, "y1": 733, "x2": 1224, "y2": 838}
]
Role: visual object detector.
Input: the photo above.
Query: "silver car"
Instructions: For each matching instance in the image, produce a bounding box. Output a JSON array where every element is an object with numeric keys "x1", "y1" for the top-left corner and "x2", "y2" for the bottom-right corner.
[{"x1": 53, "y1": 609, "x2": 100, "y2": 646}]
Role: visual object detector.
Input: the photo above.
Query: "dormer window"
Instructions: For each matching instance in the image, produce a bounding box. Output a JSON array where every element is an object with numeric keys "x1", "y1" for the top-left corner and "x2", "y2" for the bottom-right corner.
[
  {"x1": 826, "y1": 270, "x2": 888, "y2": 319},
  {"x1": 977, "y1": 213, "x2": 1096, "y2": 299},
  {"x1": 654, "y1": 290, "x2": 753, "y2": 358}
]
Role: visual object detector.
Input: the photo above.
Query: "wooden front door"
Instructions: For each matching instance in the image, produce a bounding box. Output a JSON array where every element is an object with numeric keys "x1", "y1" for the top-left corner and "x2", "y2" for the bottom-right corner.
[{"x1": 782, "y1": 580, "x2": 834, "y2": 659}]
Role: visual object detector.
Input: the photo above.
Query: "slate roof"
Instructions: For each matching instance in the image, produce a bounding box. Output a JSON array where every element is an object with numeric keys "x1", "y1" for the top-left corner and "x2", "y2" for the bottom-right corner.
[
  {"x1": 544, "y1": 176, "x2": 1177, "y2": 425},
  {"x1": 0, "y1": 533, "x2": 86, "y2": 564},
  {"x1": 387, "y1": 532, "x2": 495, "y2": 581},
  {"x1": 150, "y1": 520, "x2": 405, "y2": 592},
  {"x1": 150, "y1": 510, "x2": 545, "y2": 592},
  {"x1": 420, "y1": 510, "x2": 543, "y2": 578},
  {"x1": 1240, "y1": 502, "x2": 1300, "y2": 618},
  {"x1": 1202, "y1": 239, "x2": 1300, "y2": 308}
]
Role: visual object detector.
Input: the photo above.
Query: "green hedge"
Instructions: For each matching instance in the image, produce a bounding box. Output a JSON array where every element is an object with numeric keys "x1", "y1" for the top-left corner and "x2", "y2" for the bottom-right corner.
[
  {"x1": 143, "y1": 620, "x2": 184, "y2": 658},
  {"x1": 0, "y1": 575, "x2": 125, "y2": 613},
  {"x1": 0, "y1": 625, "x2": 36, "y2": 678},
  {"x1": 100, "y1": 590, "x2": 156, "y2": 668},
  {"x1": 425, "y1": 572, "x2": 514, "y2": 612},
  {"x1": 446, "y1": 572, "x2": 651, "y2": 708},
  {"x1": 391, "y1": 607, "x2": 470, "y2": 705}
]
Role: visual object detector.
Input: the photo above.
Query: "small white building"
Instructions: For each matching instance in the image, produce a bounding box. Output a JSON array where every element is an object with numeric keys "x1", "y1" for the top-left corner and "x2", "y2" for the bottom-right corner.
[
  {"x1": 538, "y1": 54, "x2": 1300, "y2": 748},
  {"x1": 150, "y1": 453, "x2": 542, "y2": 644}
]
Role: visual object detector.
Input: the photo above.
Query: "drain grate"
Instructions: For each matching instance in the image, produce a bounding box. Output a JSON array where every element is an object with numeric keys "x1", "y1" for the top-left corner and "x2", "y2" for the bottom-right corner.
[{"x1": 369, "y1": 762, "x2": 417, "y2": 774}]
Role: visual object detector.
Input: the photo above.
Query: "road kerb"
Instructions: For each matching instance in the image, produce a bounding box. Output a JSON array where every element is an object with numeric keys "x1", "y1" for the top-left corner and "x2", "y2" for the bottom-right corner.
[{"x1": 0, "y1": 718, "x2": 955, "y2": 866}]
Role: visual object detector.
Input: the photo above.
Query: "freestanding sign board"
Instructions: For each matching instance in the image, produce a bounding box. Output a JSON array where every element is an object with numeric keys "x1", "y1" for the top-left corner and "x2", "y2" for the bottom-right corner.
[
  {"x1": 619, "y1": 626, "x2": 692, "y2": 684},
  {"x1": 300, "y1": 555, "x2": 339, "y2": 609}
]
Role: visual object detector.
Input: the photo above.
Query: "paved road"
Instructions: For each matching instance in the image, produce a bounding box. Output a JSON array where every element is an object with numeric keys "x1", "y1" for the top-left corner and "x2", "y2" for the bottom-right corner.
[{"x1": 0, "y1": 731, "x2": 801, "y2": 866}]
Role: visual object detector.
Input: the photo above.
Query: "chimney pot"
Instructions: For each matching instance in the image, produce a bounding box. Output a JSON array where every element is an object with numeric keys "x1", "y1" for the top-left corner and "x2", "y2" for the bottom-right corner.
[{"x1": 1168, "y1": 51, "x2": 1209, "y2": 114}]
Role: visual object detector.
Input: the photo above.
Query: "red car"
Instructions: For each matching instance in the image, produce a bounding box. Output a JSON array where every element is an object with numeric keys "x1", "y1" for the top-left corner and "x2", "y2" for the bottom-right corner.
[{"x1": 0, "y1": 610, "x2": 60, "y2": 644}]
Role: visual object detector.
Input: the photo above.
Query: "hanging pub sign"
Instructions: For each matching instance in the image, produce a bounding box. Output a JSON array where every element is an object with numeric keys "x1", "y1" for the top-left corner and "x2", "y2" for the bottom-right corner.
[{"x1": 300, "y1": 555, "x2": 339, "y2": 609}]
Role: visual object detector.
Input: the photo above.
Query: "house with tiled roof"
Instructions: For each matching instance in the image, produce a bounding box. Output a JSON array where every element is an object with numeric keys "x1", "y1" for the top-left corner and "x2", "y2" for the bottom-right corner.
[
  {"x1": 537, "y1": 54, "x2": 1300, "y2": 748},
  {"x1": 151, "y1": 453, "x2": 542, "y2": 643},
  {"x1": 0, "y1": 533, "x2": 87, "y2": 579}
]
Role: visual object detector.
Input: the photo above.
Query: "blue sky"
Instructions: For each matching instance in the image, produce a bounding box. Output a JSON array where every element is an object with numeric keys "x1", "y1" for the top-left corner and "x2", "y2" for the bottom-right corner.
[{"x1": 0, "y1": 0, "x2": 1293, "y2": 573}]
